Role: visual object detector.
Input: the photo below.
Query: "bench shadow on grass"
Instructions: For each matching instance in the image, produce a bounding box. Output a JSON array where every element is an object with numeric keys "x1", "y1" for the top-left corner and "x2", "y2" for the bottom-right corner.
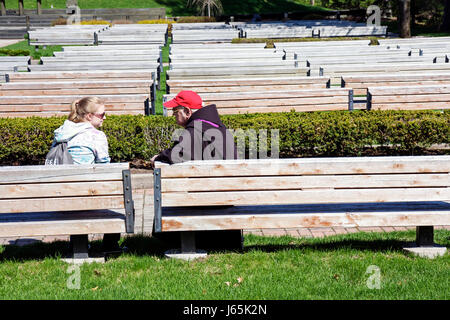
[
  {"x1": 0, "y1": 232, "x2": 441, "y2": 262},
  {"x1": 0, "y1": 235, "x2": 171, "y2": 263},
  {"x1": 241, "y1": 238, "x2": 411, "y2": 256}
]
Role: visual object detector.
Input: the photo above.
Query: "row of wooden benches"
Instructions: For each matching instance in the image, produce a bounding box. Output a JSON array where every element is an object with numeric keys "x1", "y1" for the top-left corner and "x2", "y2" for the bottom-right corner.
[
  {"x1": 1, "y1": 71, "x2": 449, "y2": 117},
  {"x1": 28, "y1": 24, "x2": 168, "y2": 47}
]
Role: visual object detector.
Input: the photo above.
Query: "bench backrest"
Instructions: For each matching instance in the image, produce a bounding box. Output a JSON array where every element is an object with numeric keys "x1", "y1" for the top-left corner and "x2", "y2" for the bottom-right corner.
[
  {"x1": 367, "y1": 84, "x2": 450, "y2": 110},
  {"x1": 341, "y1": 72, "x2": 450, "y2": 90},
  {"x1": 154, "y1": 156, "x2": 450, "y2": 231},
  {"x1": 0, "y1": 163, "x2": 134, "y2": 233}
]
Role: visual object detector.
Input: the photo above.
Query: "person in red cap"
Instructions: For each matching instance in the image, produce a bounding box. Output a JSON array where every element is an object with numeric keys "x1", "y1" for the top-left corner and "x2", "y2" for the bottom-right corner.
[
  {"x1": 151, "y1": 90, "x2": 242, "y2": 251},
  {"x1": 150, "y1": 90, "x2": 237, "y2": 165}
]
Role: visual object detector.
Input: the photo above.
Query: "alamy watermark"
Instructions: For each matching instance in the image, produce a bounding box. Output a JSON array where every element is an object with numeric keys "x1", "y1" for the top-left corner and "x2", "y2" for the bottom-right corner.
[
  {"x1": 366, "y1": 265, "x2": 381, "y2": 290},
  {"x1": 66, "y1": 264, "x2": 81, "y2": 290},
  {"x1": 66, "y1": 6, "x2": 81, "y2": 25}
]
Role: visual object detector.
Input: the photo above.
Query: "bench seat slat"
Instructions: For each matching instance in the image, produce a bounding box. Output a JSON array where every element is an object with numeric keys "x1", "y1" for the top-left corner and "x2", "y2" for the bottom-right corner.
[
  {"x1": 160, "y1": 204, "x2": 450, "y2": 231},
  {"x1": 167, "y1": 77, "x2": 328, "y2": 86},
  {"x1": 161, "y1": 187, "x2": 450, "y2": 207},
  {"x1": 0, "y1": 164, "x2": 128, "y2": 183},
  {"x1": 0, "y1": 95, "x2": 149, "y2": 104},
  {"x1": 162, "y1": 174, "x2": 450, "y2": 192},
  {"x1": 347, "y1": 81, "x2": 450, "y2": 88},
  {"x1": 0, "y1": 181, "x2": 123, "y2": 199},
  {"x1": 0, "y1": 88, "x2": 150, "y2": 96},
  {"x1": 157, "y1": 156, "x2": 450, "y2": 178},
  {"x1": 0, "y1": 80, "x2": 153, "y2": 89},
  {"x1": 371, "y1": 94, "x2": 450, "y2": 103},
  {"x1": 0, "y1": 209, "x2": 125, "y2": 237},
  {"x1": 168, "y1": 84, "x2": 326, "y2": 94},
  {"x1": 0, "y1": 111, "x2": 144, "y2": 118},
  {"x1": 1, "y1": 196, "x2": 124, "y2": 214},
  {"x1": 371, "y1": 102, "x2": 450, "y2": 110},
  {"x1": 0, "y1": 103, "x2": 145, "y2": 112}
]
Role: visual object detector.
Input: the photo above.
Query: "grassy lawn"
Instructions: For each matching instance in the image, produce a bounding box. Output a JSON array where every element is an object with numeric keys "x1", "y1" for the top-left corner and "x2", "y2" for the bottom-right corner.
[{"x1": 0, "y1": 230, "x2": 448, "y2": 300}]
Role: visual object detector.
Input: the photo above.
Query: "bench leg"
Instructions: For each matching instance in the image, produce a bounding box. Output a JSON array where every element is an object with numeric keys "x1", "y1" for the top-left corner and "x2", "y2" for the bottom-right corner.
[
  {"x1": 180, "y1": 232, "x2": 196, "y2": 253},
  {"x1": 70, "y1": 235, "x2": 89, "y2": 259},
  {"x1": 102, "y1": 233, "x2": 121, "y2": 253},
  {"x1": 416, "y1": 226, "x2": 434, "y2": 247},
  {"x1": 63, "y1": 235, "x2": 105, "y2": 264},
  {"x1": 403, "y1": 226, "x2": 447, "y2": 259},
  {"x1": 164, "y1": 232, "x2": 207, "y2": 261}
]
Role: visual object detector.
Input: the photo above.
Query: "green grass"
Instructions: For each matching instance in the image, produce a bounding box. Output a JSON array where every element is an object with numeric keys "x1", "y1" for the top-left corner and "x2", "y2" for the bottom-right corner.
[
  {"x1": 4, "y1": 0, "x2": 328, "y2": 17},
  {"x1": 0, "y1": 230, "x2": 448, "y2": 299}
]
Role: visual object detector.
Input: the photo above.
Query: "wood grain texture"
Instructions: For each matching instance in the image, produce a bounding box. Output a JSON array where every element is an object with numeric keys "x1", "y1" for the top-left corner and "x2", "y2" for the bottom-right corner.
[{"x1": 156, "y1": 156, "x2": 450, "y2": 178}]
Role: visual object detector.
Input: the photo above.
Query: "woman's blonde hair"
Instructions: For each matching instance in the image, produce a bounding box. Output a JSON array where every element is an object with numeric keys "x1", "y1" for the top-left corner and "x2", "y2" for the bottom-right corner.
[{"x1": 69, "y1": 97, "x2": 104, "y2": 123}]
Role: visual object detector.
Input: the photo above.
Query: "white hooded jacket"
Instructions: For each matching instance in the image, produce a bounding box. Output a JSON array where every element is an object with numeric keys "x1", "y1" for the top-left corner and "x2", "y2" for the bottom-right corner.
[{"x1": 52, "y1": 120, "x2": 110, "y2": 164}]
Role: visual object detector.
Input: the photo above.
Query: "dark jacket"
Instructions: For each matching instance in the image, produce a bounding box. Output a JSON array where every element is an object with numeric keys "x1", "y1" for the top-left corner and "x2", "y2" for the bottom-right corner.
[{"x1": 155, "y1": 104, "x2": 237, "y2": 164}]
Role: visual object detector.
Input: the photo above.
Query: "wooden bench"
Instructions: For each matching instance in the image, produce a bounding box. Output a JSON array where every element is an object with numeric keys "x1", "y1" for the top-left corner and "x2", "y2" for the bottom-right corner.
[
  {"x1": 0, "y1": 163, "x2": 135, "y2": 261},
  {"x1": 0, "y1": 79, "x2": 156, "y2": 115},
  {"x1": 166, "y1": 76, "x2": 331, "y2": 94},
  {"x1": 28, "y1": 61, "x2": 161, "y2": 72},
  {"x1": 95, "y1": 33, "x2": 167, "y2": 45},
  {"x1": 242, "y1": 27, "x2": 313, "y2": 38},
  {"x1": 367, "y1": 84, "x2": 450, "y2": 110},
  {"x1": 0, "y1": 56, "x2": 30, "y2": 72},
  {"x1": 28, "y1": 31, "x2": 97, "y2": 46},
  {"x1": 0, "y1": 93, "x2": 151, "y2": 118},
  {"x1": 163, "y1": 88, "x2": 354, "y2": 115},
  {"x1": 153, "y1": 156, "x2": 450, "y2": 257}
]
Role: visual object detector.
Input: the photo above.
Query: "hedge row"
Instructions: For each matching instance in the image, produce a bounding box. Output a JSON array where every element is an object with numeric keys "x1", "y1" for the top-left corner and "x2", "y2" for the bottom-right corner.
[
  {"x1": 0, "y1": 110, "x2": 448, "y2": 166},
  {"x1": 0, "y1": 49, "x2": 30, "y2": 56}
]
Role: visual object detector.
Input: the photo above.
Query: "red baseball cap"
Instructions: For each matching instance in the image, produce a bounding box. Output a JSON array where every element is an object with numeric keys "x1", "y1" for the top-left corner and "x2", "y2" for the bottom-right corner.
[{"x1": 163, "y1": 90, "x2": 203, "y2": 109}]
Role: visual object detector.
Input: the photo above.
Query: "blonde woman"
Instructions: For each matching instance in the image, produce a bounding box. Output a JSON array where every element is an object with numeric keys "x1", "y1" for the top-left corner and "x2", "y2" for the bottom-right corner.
[{"x1": 50, "y1": 97, "x2": 111, "y2": 164}]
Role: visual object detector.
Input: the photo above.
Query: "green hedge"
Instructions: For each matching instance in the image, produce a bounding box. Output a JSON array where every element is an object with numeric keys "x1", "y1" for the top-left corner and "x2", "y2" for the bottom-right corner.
[
  {"x1": 0, "y1": 110, "x2": 448, "y2": 166},
  {"x1": 0, "y1": 49, "x2": 30, "y2": 56}
]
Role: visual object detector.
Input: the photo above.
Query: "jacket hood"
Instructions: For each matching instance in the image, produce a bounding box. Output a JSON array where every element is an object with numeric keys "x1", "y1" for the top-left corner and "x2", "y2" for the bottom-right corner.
[
  {"x1": 54, "y1": 120, "x2": 94, "y2": 143},
  {"x1": 186, "y1": 104, "x2": 224, "y2": 128}
]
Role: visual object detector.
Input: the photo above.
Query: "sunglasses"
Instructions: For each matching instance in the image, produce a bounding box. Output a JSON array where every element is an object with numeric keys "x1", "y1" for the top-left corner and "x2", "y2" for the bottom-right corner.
[{"x1": 92, "y1": 112, "x2": 106, "y2": 119}]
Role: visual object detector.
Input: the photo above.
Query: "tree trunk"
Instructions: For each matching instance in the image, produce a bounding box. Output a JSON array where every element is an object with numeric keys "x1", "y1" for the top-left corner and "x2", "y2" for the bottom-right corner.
[
  {"x1": 442, "y1": 0, "x2": 450, "y2": 32},
  {"x1": 398, "y1": 0, "x2": 411, "y2": 38}
]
